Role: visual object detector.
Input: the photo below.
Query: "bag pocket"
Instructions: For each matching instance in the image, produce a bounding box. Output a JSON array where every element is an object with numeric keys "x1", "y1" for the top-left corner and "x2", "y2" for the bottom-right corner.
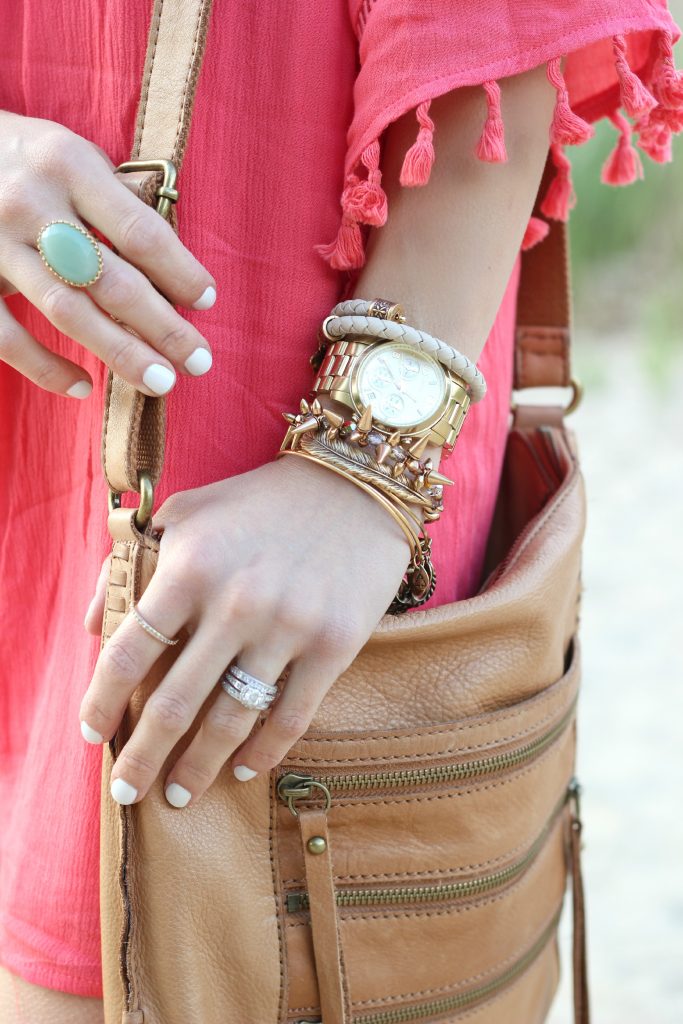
[{"x1": 275, "y1": 641, "x2": 580, "y2": 1023}]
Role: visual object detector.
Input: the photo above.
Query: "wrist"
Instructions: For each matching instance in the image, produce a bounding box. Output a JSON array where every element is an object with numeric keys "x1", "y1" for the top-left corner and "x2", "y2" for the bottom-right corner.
[{"x1": 277, "y1": 444, "x2": 414, "y2": 553}]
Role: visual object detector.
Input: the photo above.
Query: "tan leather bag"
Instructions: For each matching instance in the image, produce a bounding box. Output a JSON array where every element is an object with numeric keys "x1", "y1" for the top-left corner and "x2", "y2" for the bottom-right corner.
[{"x1": 99, "y1": 3, "x2": 589, "y2": 1023}]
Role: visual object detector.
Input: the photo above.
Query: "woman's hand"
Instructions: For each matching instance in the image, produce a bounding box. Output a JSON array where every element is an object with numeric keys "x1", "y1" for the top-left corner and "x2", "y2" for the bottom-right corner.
[
  {"x1": 0, "y1": 110, "x2": 216, "y2": 398},
  {"x1": 81, "y1": 455, "x2": 410, "y2": 806}
]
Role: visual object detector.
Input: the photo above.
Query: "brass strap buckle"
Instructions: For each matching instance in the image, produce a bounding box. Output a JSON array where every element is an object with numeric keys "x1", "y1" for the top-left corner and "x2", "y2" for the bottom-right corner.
[
  {"x1": 108, "y1": 471, "x2": 154, "y2": 531},
  {"x1": 510, "y1": 376, "x2": 584, "y2": 417},
  {"x1": 114, "y1": 159, "x2": 179, "y2": 221}
]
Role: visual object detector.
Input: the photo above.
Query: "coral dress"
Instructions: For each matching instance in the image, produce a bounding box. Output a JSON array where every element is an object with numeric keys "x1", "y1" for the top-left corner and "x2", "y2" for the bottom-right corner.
[{"x1": 0, "y1": 0, "x2": 680, "y2": 998}]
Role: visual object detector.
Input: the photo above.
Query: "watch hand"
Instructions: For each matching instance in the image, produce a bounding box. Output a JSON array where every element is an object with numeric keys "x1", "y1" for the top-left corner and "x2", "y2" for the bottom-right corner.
[{"x1": 378, "y1": 357, "x2": 400, "y2": 384}]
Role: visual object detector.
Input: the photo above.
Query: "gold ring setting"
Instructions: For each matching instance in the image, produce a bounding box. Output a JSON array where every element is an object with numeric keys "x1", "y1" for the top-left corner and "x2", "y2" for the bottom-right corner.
[
  {"x1": 36, "y1": 220, "x2": 104, "y2": 288},
  {"x1": 130, "y1": 601, "x2": 179, "y2": 646}
]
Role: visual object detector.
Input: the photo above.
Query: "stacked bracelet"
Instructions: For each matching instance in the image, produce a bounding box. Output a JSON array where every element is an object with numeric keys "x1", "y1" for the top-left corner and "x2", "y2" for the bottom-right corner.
[
  {"x1": 278, "y1": 297, "x2": 486, "y2": 612},
  {"x1": 278, "y1": 399, "x2": 437, "y2": 611}
]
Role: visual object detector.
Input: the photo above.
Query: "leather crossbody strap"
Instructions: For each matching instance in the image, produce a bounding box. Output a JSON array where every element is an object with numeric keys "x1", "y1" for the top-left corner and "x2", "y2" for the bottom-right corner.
[
  {"x1": 100, "y1": 0, "x2": 214, "y2": 496},
  {"x1": 100, "y1": 0, "x2": 572, "y2": 500},
  {"x1": 515, "y1": 156, "x2": 572, "y2": 392}
]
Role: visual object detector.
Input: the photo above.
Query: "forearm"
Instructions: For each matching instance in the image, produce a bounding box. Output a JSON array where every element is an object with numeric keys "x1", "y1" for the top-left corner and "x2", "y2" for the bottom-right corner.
[{"x1": 354, "y1": 64, "x2": 556, "y2": 366}]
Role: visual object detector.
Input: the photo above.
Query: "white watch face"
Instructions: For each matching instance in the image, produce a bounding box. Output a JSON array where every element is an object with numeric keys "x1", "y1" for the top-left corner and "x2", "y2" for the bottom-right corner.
[{"x1": 356, "y1": 343, "x2": 446, "y2": 428}]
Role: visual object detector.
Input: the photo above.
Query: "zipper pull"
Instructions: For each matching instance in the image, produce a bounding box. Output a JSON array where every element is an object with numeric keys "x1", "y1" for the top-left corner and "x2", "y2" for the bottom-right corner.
[
  {"x1": 277, "y1": 772, "x2": 331, "y2": 817},
  {"x1": 297, "y1": 804, "x2": 351, "y2": 1024}
]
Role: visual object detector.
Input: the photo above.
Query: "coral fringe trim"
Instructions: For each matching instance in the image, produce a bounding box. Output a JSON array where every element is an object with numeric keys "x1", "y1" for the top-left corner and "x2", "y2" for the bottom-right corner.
[
  {"x1": 541, "y1": 144, "x2": 576, "y2": 222},
  {"x1": 400, "y1": 101, "x2": 436, "y2": 186},
  {"x1": 476, "y1": 81, "x2": 507, "y2": 162},
  {"x1": 317, "y1": 29, "x2": 683, "y2": 269},
  {"x1": 602, "y1": 112, "x2": 644, "y2": 186},
  {"x1": 521, "y1": 216, "x2": 550, "y2": 251},
  {"x1": 547, "y1": 58, "x2": 595, "y2": 145}
]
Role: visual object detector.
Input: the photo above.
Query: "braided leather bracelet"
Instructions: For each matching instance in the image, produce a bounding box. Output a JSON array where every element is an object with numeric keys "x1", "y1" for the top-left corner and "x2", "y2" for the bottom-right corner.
[{"x1": 326, "y1": 299, "x2": 487, "y2": 403}]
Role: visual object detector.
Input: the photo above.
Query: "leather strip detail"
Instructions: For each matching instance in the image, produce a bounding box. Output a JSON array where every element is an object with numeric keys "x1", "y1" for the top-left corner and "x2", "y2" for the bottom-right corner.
[
  {"x1": 133, "y1": 0, "x2": 214, "y2": 167},
  {"x1": 570, "y1": 814, "x2": 590, "y2": 1024},
  {"x1": 100, "y1": 0, "x2": 214, "y2": 495},
  {"x1": 298, "y1": 807, "x2": 351, "y2": 1024},
  {"x1": 515, "y1": 326, "x2": 571, "y2": 391},
  {"x1": 515, "y1": 154, "x2": 572, "y2": 391}
]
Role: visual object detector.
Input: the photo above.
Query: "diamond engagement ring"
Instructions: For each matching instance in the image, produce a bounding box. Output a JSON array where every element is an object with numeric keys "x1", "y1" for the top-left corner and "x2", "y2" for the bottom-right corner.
[{"x1": 220, "y1": 664, "x2": 278, "y2": 711}]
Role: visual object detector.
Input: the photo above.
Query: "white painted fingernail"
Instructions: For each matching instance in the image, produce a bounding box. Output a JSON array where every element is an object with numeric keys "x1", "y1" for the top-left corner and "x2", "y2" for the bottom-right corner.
[
  {"x1": 192, "y1": 285, "x2": 216, "y2": 311},
  {"x1": 184, "y1": 347, "x2": 213, "y2": 376},
  {"x1": 111, "y1": 778, "x2": 138, "y2": 804},
  {"x1": 142, "y1": 363, "x2": 176, "y2": 395},
  {"x1": 234, "y1": 765, "x2": 258, "y2": 782},
  {"x1": 165, "y1": 782, "x2": 192, "y2": 808},
  {"x1": 67, "y1": 379, "x2": 93, "y2": 399},
  {"x1": 81, "y1": 720, "x2": 104, "y2": 744}
]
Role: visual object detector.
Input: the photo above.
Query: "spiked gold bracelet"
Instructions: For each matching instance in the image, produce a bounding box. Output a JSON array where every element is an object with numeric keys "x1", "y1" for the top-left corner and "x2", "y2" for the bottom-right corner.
[
  {"x1": 278, "y1": 398, "x2": 438, "y2": 611},
  {"x1": 280, "y1": 399, "x2": 453, "y2": 524}
]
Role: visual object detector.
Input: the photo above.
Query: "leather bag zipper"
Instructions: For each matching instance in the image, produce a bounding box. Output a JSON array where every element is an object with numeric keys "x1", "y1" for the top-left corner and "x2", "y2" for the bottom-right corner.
[
  {"x1": 352, "y1": 910, "x2": 561, "y2": 1024},
  {"x1": 291, "y1": 909, "x2": 562, "y2": 1024},
  {"x1": 285, "y1": 790, "x2": 567, "y2": 914},
  {"x1": 278, "y1": 698, "x2": 575, "y2": 816}
]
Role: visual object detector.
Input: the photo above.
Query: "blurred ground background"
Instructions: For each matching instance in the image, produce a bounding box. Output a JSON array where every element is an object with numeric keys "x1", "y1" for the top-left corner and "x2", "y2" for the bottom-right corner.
[{"x1": 545, "y1": 26, "x2": 683, "y2": 1023}]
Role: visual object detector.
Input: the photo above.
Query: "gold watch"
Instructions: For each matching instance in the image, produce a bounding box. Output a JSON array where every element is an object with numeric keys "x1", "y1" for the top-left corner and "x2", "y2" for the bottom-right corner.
[{"x1": 311, "y1": 337, "x2": 471, "y2": 455}]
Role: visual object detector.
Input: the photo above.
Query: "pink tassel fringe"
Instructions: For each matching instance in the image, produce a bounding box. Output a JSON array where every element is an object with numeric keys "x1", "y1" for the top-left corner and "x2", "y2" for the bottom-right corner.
[
  {"x1": 651, "y1": 32, "x2": 683, "y2": 109},
  {"x1": 612, "y1": 35, "x2": 657, "y2": 117},
  {"x1": 602, "y1": 112, "x2": 644, "y2": 185},
  {"x1": 342, "y1": 141, "x2": 388, "y2": 226},
  {"x1": 314, "y1": 214, "x2": 365, "y2": 270},
  {"x1": 547, "y1": 57, "x2": 595, "y2": 145},
  {"x1": 400, "y1": 101, "x2": 436, "y2": 186},
  {"x1": 521, "y1": 216, "x2": 550, "y2": 251},
  {"x1": 540, "y1": 144, "x2": 576, "y2": 221},
  {"x1": 635, "y1": 109, "x2": 674, "y2": 163},
  {"x1": 476, "y1": 81, "x2": 507, "y2": 162}
]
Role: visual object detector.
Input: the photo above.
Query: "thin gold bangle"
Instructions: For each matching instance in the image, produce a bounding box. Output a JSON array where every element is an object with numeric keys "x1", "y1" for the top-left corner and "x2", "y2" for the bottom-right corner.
[{"x1": 278, "y1": 450, "x2": 420, "y2": 557}]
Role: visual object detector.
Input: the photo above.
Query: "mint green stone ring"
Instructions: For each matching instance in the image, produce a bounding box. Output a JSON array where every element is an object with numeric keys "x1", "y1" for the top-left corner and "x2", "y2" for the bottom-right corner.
[{"x1": 36, "y1": 220, "x2": 103, "y2": 288}]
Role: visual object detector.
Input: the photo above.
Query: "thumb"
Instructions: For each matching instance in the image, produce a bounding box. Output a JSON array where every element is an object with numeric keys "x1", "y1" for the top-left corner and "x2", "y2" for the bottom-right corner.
[{"x1": 84, "y1": 553, "x2": 112, "y2": 635}]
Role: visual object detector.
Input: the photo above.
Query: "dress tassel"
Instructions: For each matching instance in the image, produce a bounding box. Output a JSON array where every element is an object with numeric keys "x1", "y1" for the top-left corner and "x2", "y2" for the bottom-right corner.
[
  {"x1": 634, "y1": 109, "x2": 673, "y2": 163},
  {"x1": 601, "y1": 112, "x2": 644, "y2": 185},
  {"x1": 521, "y1": 216, "x2": 550, "y2": 251},
  {"x1": 315, "y1": 172, "x2": 367, "y2": 269},
  {"x1": 342, "y1": 141, "x2": 388, "y2": 226},
  {"x1": 314, "y1": 211, "x2": 365, "y2": 270},
  {"x1": 612, "y1": 35, "x2": 657, "y2": 117},
  {"x1": 546, "y1": 57, "x2": 595, "y2": 145},
  {"x1": 476, "y1": 81, "x2": 507, "y2": 162},
  {"x1": 540, "y1": 144, "x2": 576, "y2": 221},
  {"x1": 400, "y1": 101, "x2": 436, "y2": 186},
  {"x1": 651, "y1": 31, "x2": 683, "y2": 109}
]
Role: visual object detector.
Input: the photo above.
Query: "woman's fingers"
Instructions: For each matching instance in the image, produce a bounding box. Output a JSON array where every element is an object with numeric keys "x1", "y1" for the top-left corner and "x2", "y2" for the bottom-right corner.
[
  {"x1": 231, "y1": 656, "x2": 337, "y2": 781},
  {"x1": 0, "y1": 295, "x2": 93, "y2": 397},
  {"x1": 108, "y1": 619, "x2": 249, "y2": 806},
  {"x1": 72, "y1": 147, "x2": 216, "y2": 311},
  {"x1": 83, "y1": 553, "x2": 112, "y2": 635},
  {"x1": 88, "y1": 247, "x2": 213, "y2": 377},
  {"x1": 0, "y1": 117, "x2": 215, "y2": 392},
  {"x1": 162, "y1": 647, "x2": 289, "y2": 807},
  {"x1": 8, "y1": 243, "x2": 182, "y2": 396},
  {"x1": 79, "y1": 567, "x2": 194, "y2": 744}
]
